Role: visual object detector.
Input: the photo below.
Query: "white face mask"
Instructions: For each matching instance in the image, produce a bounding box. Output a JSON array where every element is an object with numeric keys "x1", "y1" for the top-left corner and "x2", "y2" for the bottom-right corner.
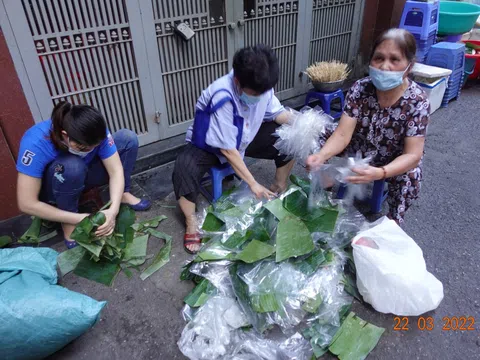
[{"x1": 66, "y1": 137, "x2": 94, "y2": 158}]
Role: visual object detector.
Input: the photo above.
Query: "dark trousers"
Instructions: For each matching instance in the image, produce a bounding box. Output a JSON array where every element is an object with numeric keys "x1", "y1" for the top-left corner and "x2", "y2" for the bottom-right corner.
[
  {"x1": 40, "y1": 129, "x2": 139, "y2": 213},
  {"x1": 173, "y1": 121, "x2": 289, "y2": 203}
]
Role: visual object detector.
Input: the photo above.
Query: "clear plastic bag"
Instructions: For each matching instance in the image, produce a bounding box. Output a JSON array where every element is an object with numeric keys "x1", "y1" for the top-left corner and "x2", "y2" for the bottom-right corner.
[
  {"x1": 178, "y1": 296, "x2": 249, "y2": 360},
  {"x1": 189, "y1": 260, "x2": 234, "y2": 297},
  {"x1": 237, "y1": 261, "x2": 308, "y2": 330},
  {"x1": 274, "y1": 106, "x2": 334, "y2": 164},
  {"x1": 226, "y1": 331, "x2": 313, "y2": 360},
  {"x1": 312, "y1": 152, "x2": 372, "y2": 206}
]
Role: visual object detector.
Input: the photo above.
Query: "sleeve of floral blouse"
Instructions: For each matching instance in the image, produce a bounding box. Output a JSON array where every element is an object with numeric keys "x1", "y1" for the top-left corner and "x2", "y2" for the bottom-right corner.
[
  {"x1": 406, "y1": 98, "x2": 430, "y2": 137},
  {"x1": 343, "y1": 81, "x2": 361, "y2": 120}
]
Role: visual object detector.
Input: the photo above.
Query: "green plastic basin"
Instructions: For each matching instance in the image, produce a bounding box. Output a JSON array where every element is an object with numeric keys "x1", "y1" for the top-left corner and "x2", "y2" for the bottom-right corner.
[{"x1": 438, "y1": 1, "x2": 480, "y2": 35}]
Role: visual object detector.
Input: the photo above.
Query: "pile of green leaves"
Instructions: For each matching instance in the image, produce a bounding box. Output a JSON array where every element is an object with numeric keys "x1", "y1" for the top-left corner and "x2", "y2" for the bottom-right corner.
[
  {"x1": 180, "y1": 175, "x2": 384, "y2": 360},
  {"x1": 57, "y1": 205, "x2": 172, "y2": 286},
  {"x1": 18, "y1": 217, "x2": 58, "y2": 245}
]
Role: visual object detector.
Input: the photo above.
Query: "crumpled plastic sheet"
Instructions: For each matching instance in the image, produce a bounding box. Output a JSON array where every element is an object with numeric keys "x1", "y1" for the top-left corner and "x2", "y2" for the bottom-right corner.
[
  {"x1": 178, "y1": 295, "x2": 249, "y2": 360},
  {"x1": 305, "y1": 253, "x2": 352, "y2": 326},
  {"x1": 274, "y1": 106, "x2": 334, "y2": 164},
  {"x1": 225, "y1": 331, "x2": 313, "y2": 360},
  {"x1": 312, "y1": 151, "x2": 372, "y2": 206},
  {"x1": 238, "y1": 261, "x2": 308, "y2": 330},
  {"x1": 189, "y1": 260, "x2": 234, "y2": 298},
  {"x1": 314, "y1": 207, "x2": 367, "y2": 249},
  {"x1": 198, "y1": 183, "x2": 264, "y2": 235}
]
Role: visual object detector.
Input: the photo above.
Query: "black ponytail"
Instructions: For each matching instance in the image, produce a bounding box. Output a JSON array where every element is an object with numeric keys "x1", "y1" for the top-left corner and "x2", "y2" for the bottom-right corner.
[{"x1": 50, "y1": 101, "x2": 107, "y2": 151}]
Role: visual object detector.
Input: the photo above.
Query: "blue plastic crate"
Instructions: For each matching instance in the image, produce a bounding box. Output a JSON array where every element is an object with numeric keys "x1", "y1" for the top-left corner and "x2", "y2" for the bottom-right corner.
[
  {"x1": 400, "y1": 0, "x2": 439, "y2": 40},
  {"x1": 426, "y1": 42, "x2": 466, "y2": 71}
]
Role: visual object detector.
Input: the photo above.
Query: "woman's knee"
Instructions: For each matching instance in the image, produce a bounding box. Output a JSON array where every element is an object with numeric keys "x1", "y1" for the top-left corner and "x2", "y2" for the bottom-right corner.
[
  {"x1": 113, "y1": 129, "x2": 139, "y2": 150},
  {"x1": 49, "y1": 154, "x2": 87, "y2": 186}
]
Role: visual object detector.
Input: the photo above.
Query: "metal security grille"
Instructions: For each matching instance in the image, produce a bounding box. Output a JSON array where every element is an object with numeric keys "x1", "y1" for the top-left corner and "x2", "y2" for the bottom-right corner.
[
  {"x1": 151, "y1": 0, "x2": 229, "y2": 126},
  {"x1": 309, "y1": 0, "x2": 359, "y2": 65},
  {"x1": 243, "y1": 1, "x2": 299, "y2": 96},
  {"x1": 20, "y1": 0, "x2": 147, "y2": 135},
  {"x1": 2, "y1": 0, "x2": 365, "y2": 144}
]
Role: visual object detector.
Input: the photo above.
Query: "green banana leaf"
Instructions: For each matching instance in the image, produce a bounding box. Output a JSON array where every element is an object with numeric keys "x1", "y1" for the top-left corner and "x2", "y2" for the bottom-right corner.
[
  {"x1": 71, "y1": 212, "x2": 106, "y2": 243},
  {"x1": 328, "y1": 312, "x2": 385, "y2": 360},
  {"x1": 294, "y1": 249, "x2": 326, "y2": 275},
  {"x1": 290, "y1": 174, "x2": 311, "y2": 195},
  {"x1": 230, "y1": 265, "x2": 269, "y2": 333},
  {"x1": 341, "y1": 273, "x2": 362, "y2": 302},
  {"x1": 220, "y1": 200, "x2": 255, "y2": 219},
  {"x1": 276, "y1": 216, "x2": 314, "y2": 262},
  {"x1": 223, "y1": 231, "x2": 251, "y2": 249},
  {"x1": 76, "y1": 239, "x2": 104, "y2": 259},
  {"x1": 19, "y1": 217, "x2": 42, "y2": 243},
  {"x1": 195, "y1": 238, "x2": 235, "y2": 262},
  {"x1": 303, "y1": 207, "x2": 339, "y2": 234},
  {"x1": 115, "y1": 205, "x2": 136, "y2": 248},
  {"x1": 249, "y1": 216, "x2": 272, "y2": 243},
  {"x1": 131, "y1": 215, "x2": 167, "y2": 232},
  {"x1": 145, "y1": 228, "x2": 172, "y2": 241},
  {"x1": 180, "y1": 261, "x2": 195, "y2": 281},
  {"x1": 251, "y1": 293, "x2": 281, "y2": 313},
  {"x1": 212, "y1": 187, "x2": 237, "y2": 212},
  {"x1": 0, "y1": 235, "x2": 12, "y2": 248},
  {"x1": 283, "y1": 191, "x2": 309, "y2": 218},
  {"x1": 202, "y1": 213, "x2": 225, "y2": 232},
  {"x1": 302, "y1": 293, "x2": 323, "y2": 314},
  {"x1": 74, "y1": 253, "x2": 120, "y2": 286},
  {"x1": 184, "y1": 278, "x2": 217, "y2": 307},
  {"x1": 123, "y1": 234, "x2": 149, "y2": 261},
  {"x1": 140, "y1": 235, "x2": 172, "y2": 281},
  {"x1": 57, "y1": 246, "x2": 86, "y2": 276},
  {"x1": 303, "y1": 322, "x2": 339, "y2": 358},
  {"x1": 264, "y1": 197, "x2": 291, "y2": 221},
  {"x1": 236, "y1": 240, "x2": 275, "y2": 263}
]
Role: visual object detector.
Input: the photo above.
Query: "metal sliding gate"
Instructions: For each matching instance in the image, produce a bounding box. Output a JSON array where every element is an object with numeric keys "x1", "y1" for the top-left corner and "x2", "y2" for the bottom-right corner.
[{"x1": 1, "y1": 0, "x2": 364, "y2": 146}]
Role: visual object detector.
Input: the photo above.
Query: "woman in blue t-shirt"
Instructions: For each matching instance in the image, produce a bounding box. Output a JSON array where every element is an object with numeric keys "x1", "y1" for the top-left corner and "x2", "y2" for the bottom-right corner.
[{"x1": 16, "y1": 101, "x2": 151, "y2": 248}]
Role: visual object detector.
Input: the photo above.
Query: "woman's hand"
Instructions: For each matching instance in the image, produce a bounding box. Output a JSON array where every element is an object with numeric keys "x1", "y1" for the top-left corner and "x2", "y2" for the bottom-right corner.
[
  {"x1": 306, "y1": 153, "x2": 326, "y2": 172},
  {"x1": 250, "y1": 182, "x2": 276, "y2": 200},
  {"x1": 346, "y1": 166, "x2": 383, "y2": 184},
  {"x1": 95, "y1": 208, "x2": 118, "y2": 237}
]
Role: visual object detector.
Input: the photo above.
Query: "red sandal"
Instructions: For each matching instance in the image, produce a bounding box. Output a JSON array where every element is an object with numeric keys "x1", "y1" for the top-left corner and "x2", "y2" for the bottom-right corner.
[{"x1": 184, "y1": 233, "x2": 201, "y2": 254}]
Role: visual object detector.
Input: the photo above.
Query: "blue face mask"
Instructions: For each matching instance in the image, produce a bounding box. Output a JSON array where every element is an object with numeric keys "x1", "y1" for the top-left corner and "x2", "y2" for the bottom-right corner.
[
  {"x1": 239, "y1": 91, "x2": 261, "y2": 106},
  {"x1": 369, "y1": 65, "x2": 410, "y2": 91}
]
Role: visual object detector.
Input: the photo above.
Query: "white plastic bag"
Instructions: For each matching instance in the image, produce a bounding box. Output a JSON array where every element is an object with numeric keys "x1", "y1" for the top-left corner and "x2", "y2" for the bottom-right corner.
[{"x1": 352, "y1": 217, "x2": 444, "y2": 316}]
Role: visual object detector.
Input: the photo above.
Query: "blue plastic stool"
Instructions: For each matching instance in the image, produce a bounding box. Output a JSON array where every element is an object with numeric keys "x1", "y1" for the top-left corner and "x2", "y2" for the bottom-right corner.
[
  {"x1": 400, "y1": 0, "x2": 439, "y2": 40},
  {"x1": 304, "y1": 89, "x2": 345, "y2": 119},
  {"x1": 426, "y1": 42, "x2": 466, "y2": 71},
  {"x1": 200, "y1": 163, "x2": 236, "y2": 202},
  {"x1": 414, "y1": 30, "x2": 437, "y2": 63},
  {"x1": 336, "y1": 179, "x2": 388, "y2": 214}
]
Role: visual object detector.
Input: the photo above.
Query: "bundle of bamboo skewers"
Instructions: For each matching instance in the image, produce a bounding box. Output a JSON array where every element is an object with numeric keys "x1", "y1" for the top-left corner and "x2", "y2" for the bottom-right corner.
[{"x1": 305, "y1": 61, "x2": 350, "y2": 83}]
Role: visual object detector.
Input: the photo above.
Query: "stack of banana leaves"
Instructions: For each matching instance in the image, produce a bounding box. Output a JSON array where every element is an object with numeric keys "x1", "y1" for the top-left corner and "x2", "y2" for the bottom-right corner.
[
  {"x1": 56, "y1": 204, "x2": 172, "y2": 286},
  {"x1": 180, "y1": 175, "x2": 385, "y2": 359}
]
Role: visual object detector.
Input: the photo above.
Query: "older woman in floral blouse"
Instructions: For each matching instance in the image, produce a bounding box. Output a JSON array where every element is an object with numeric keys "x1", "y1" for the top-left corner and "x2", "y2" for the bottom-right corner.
[{"x1": 307, "y1": 28, "x2": 430, "y2": 223}]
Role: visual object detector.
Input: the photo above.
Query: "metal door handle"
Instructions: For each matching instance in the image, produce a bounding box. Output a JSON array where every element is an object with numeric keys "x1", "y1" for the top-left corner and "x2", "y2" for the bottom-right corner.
[
  {"x1": 228, "y1": 22, "x2": 237, "y2": 30},
  {"x1": 237, "y1": 19, "x2": 245, "y2": 27}
]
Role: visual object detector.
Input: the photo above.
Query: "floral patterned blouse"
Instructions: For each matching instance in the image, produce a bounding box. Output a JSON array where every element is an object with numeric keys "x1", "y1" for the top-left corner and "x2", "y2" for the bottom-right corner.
[{"x1": 343, "y1": 77, "x2": 430, "y2": 167}]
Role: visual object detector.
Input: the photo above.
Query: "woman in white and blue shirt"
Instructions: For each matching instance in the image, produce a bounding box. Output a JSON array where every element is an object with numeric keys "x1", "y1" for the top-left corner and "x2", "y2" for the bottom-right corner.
[{"x1": 173, "y1": 45, "x2": 295, "y2": 253}]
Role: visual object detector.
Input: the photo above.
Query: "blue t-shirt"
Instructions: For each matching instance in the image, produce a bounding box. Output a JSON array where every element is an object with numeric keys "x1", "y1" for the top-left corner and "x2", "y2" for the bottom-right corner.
[{"x1": 16, "y1": 119, "x2": 117, "y2": 178}]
